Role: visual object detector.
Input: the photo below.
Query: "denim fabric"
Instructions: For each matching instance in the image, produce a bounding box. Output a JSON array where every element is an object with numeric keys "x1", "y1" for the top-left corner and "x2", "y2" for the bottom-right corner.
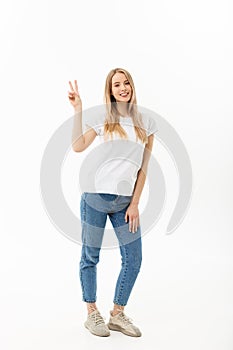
[{"x1": 79, "y1": 192, "x2": 142, "y2": 306}]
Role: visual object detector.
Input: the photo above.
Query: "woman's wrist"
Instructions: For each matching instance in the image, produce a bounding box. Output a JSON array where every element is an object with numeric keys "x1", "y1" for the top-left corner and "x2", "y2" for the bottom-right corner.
[{"x1": 74, "y1": 106, "x2": 82, "y2": 114}]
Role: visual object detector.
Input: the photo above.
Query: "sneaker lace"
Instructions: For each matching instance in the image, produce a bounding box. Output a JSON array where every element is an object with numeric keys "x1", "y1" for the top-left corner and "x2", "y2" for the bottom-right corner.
[
  {"x1": 90, "y1": 311, "x2": 105, "y2": 326},
  {"x1": 118, "y1": 311, "x2": 134, "y2": 326}
]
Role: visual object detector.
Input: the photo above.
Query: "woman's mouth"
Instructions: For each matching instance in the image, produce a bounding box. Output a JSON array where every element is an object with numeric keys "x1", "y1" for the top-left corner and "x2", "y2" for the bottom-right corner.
[{"x1": 120, "y1": 92, "x2": 129, "y2": 98}]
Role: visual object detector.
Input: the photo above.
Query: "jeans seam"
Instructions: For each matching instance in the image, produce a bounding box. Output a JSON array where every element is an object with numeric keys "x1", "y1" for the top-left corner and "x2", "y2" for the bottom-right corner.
[
  {"x1": 112, "y1": 201, "x2": 129, "y2": 304},
  {"x1": 115, "y1": 245, "x2": 128, "y2": 304},
  {"x1": 80, "y1": 194, "x2": 90, "y2": 301}
]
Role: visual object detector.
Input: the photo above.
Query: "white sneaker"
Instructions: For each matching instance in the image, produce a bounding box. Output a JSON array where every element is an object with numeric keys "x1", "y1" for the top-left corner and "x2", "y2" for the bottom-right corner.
[
  {"x1": 84, "y1": 310, "x2": 110, "y2": 337},
  {"x1": 107, "y1": 311, "x2": 142, "y2": 337}
]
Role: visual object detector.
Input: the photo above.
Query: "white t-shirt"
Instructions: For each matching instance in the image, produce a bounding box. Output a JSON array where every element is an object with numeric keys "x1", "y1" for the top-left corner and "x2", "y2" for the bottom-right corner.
[{"x1": 81, "y1": 112, "x2": 158, "y2": 196}]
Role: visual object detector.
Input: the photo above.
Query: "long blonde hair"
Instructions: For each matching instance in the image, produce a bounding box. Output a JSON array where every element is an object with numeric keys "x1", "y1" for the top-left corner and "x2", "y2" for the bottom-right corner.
[{"x1": 103, "y1": 68, "x2": 148, "y2": 144}]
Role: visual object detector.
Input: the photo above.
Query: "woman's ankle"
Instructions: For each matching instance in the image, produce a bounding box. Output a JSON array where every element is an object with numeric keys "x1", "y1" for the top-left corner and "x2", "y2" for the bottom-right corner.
[
  {"x1": 111, "y1": 304, "x2": 125, "y2": 316},
  {"x1": 86, "y1": 302, "x2": 98, "y2": 314}
]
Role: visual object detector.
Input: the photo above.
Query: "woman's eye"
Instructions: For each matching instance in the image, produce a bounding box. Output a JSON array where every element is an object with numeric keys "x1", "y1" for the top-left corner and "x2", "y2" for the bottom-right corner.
[{"x1": 125, "y1": 81, "x2": 130, "y2": 84}]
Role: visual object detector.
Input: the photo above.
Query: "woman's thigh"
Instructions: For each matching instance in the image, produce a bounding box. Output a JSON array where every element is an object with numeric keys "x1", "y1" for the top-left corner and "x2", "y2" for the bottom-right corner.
[{"x1": 80, "y1": 192, "x2": 108, "y2": 248}]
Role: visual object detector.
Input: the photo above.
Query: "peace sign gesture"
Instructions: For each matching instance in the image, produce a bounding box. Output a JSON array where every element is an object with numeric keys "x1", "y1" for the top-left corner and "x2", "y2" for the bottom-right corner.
[{"x1": 68, "y1": 80, "x2": 82, "y2": 111}]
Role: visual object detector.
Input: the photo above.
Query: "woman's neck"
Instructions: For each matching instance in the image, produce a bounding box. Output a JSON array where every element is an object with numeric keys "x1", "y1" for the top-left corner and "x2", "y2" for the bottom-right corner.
[{"x1": 116, "y1": 102, "x2": 129, "y2": 117}]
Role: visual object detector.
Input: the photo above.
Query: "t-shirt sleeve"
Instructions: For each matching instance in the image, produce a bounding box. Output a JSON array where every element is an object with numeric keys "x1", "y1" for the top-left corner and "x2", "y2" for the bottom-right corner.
[
  {"x1": 82, "y1": 107, "x2": 105, "y2": 136},
  {"x1": 84, "y1": 122, "x2": 102, "y2": 135},
  {"x1": 146, "y1": 116, "x2": 158, "y2": 136}
]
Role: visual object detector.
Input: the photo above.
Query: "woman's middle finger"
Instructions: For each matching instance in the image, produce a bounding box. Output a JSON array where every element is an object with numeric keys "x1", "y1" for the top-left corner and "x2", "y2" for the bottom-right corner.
[
  {"x1": 129, "y1": 217, "x2": 137, "y2": 233},
  {"x1": 74, "y1": 80, "x2": 79, "y2": 93},
  {"x1": 133, "y1": 217, "x2": 140, "y2": 233}
]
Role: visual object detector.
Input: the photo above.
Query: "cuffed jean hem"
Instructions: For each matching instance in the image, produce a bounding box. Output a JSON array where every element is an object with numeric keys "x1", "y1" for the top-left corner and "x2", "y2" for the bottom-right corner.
[
  {"x1": 113, "y1": 300, "x2": 127, "y2": 307},
  {"x1": 83, "y1": 300, "x2": 97, "y2": 303}
]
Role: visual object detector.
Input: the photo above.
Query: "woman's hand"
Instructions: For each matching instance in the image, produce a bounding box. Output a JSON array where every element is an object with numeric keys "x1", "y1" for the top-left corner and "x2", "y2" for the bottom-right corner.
[
  {"x1": 125, "y1": 203, "x2": 140, "y2": 233},
  {"x1": 68, "y1": 80, "x2": 82, "y2": 111}
]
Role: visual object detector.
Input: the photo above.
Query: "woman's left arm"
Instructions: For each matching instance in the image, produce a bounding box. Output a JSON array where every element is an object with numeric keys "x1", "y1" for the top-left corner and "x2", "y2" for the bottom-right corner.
[{"x1": 125, "y1": 134, "x2": 154, "y2": 233}]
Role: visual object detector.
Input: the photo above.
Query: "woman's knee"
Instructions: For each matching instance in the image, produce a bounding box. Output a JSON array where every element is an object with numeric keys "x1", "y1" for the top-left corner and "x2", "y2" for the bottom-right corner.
[
  {"x1": 133, "y1": 249, "x2": 142, "y2": 272},
  {"x1": 80, "y1": 246, "x2": 101, "y2": 268},
  {"x1": 122, "y1": 240, "x2": 142, "y2": 271}
]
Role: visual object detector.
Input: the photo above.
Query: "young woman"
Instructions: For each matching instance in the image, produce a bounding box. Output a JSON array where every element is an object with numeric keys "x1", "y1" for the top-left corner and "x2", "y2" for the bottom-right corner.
[{"x1": 68, "y1": 68, "x2": 157, "y2": 337}]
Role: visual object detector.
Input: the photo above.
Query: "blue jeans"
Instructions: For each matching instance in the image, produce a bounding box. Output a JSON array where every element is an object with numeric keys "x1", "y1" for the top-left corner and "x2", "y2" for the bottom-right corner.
[{"x1": 79, "y1": 192, "x2": 142, "y2": 306}]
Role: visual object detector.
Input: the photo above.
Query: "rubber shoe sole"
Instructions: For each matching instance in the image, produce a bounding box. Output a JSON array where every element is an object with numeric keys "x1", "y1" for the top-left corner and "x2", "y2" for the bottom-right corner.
[
  {"x1": 84, "y1": 322, "x2": 110, "y2": 337},
  {"x1": 107, "y1": 322, "x2": 142, "y2": 337}
]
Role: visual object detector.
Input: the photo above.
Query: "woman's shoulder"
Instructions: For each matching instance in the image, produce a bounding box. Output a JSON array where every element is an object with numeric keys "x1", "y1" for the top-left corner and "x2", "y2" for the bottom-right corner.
[
  {"x1": 138, "y1": 108, "x2": 159, "y2": 136},
  {"x1": 82, "y1": 105, "x2": 106, "y2": 135}
]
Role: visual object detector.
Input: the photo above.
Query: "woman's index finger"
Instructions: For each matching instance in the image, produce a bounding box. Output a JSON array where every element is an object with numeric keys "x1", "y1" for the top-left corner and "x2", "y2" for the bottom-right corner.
[{"x1": 68, "y1": 81, "x2": 74, "y2": 91}]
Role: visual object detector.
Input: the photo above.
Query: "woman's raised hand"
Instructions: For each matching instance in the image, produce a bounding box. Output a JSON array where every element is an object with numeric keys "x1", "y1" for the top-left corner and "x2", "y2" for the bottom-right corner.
[{"x1": 68, "y1": 80, "x2": 82, "y2": 111}]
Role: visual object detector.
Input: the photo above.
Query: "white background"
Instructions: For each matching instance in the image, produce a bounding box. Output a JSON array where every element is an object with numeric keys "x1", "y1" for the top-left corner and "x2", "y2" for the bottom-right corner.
[{"x1": 1, "y1": 0, "x2": 233, "y2": 349}]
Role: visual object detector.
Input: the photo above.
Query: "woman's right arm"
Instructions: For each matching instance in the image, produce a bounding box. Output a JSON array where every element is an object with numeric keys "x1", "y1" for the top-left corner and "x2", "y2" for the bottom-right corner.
[{"x1": 68, "y1": 80, "x2": 97, "y2": 152}]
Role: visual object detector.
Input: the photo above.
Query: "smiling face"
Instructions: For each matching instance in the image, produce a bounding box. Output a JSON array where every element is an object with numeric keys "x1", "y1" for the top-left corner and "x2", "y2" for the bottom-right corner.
[{"x1": 111, "y1": 72, "x2": 132, "y2": 103}]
